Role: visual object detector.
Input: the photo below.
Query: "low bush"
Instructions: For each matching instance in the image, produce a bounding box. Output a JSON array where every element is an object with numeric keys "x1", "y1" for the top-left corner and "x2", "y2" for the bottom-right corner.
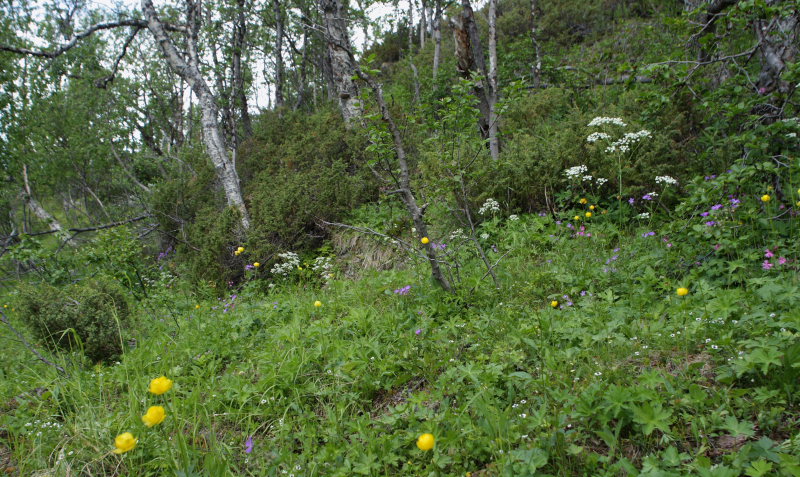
[{"x1": 17, "y1": 278, "x2": 130, "y2": 362}]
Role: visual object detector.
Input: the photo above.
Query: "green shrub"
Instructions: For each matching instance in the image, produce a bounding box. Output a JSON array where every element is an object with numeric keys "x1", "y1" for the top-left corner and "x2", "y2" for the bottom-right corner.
[{"x1": 17, "y1": 279, "x2": 130, "y2": 362}]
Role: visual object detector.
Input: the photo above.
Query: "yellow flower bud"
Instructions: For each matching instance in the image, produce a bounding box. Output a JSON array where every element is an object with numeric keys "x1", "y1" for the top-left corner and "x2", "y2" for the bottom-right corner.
[
  {"x1": 585, "y1": 212, "x2": 592, "y2": 218},
  {"x1": 195, "y1": 304, "x2": 200, "y2": 309},
  {"x1": 113, "y1": 432, "x2": 137, "y2": 454},
  {"x1": 761, "y1": 194, "x2": 771, "y2": 202},
  {"x1": 253, "y1": 262, "x2": 260, "y2": 268},
  {"x1": 551, "y1": 300, "x2": 559, "y2": 308},
  {"x1": 148, "y1": 376, "x2": 173, "y2": 395},
  {"x1": 589, "y1": 205, "x2": 596, "y2": 210},
  {"x1": 141, "y1": 406, "x2": 166, "y2": 427},
  {"x1": 574, "y1": 215, "x2": 581, "y2": 221},
  {"x1": 421, "y1": 237, "x2": 430, "y2": 245},
  {"x1": 416, "y1": 433, "x2": 435, "y2": 451},
  {"x1": 314, "y1": 300, "x2": 322, "y2": 308},
  {"x1": 676, "y1": 287, "x2": 689, "y2": 296},
  {"x1": 579, "y1": 198, "x2": 588, "y2": 204}
]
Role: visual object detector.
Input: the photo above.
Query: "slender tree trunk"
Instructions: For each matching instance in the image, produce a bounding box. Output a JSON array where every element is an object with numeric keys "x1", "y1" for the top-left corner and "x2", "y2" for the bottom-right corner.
[
  {"x1": 294, "y1": 8, "x2": 310, "y2": 110},
  {"x1": 433, "y1": 0, "x2": 442, "y2": 80},
  {"x1": 420, "y1": 0, "x2": 427, "y2": 48},
  {"x1": 487, "y1": 0, "x2": 500, "y2": 160},
  {"x1": 142, "y1": 0, "x2": 250, "y2": 231},
  {"x1": 360, "y1": 77, "x2": 453, "y2": 292},
  {"x1": 408, "y1": 0, "x2": 415, "y2": 52},
  {"x1": 321, "y1": 0, "x2": 362, "y2": 126},
  {"x1": 233, "y1": 0, "x2": 253, "y2": 136},
  {"x1": 273, "y1": 0, "x2": 285, "y2": 110},
  {"x1": 530, "y1": 0, "x2": 542, "y2": 86},
  {"x1": 20, "y1": 165, "x2": 65, "y2": 234}
]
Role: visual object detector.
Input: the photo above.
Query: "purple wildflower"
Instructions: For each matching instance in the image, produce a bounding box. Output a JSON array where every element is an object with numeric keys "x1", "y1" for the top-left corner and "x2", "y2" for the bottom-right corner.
[
  {"x1": 711, "y1": 204, "x2": 723, "y2": 211},
  {"x1": 628, "y1": 198, "x2": 635, "y2": 205},
  {"x1": 245, "y1": 436, "x2": 253, "y2": 454},
  {"x1": 394, "y1": 285, "x2": 412, "y2": 295},
  {"x1": 700, "y1": 212, "x2": 710, "y2": 217},
  {"x1": 704, "y1": 221, "x2": 716, "y2": 226},
  {"x1": 762, "y1": 260, "x2": 774, "y2": 270},
  {"x1": 415, "y1": 329, "x2": 422, "y2": 335},
  {"x1": 642, "y1": 194, "x2": 653, "y2": 201}
]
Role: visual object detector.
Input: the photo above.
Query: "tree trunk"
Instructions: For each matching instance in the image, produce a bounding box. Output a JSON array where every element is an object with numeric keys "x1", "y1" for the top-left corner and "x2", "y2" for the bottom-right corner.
[
  {"x1": 433, "y1": 0, "x2": 442, "y2": 80},
  {"x1": 487, "y1": 0, "x2": 500, "y2": 160},
  {"x1": 754, "y1": 4, "x2": 798, "y2": 96},
  {"x1": 420, "y1": 0, "x2": 427, "y2": 48},
  {"x1": 272, "y1": 0, "x2": 285, "y2": 110},
  {"x1": 20, "y1": 165, "x2": 65, "y2": 234},
  {"x1": 142, "y1": 0, "x2": 250, "y2": 231},
  {"x1": 408, "y1": 0, "x2": 415, "y2": 52},
  {"x1": 233, "y1": 0, "x2": 253, "y2": 136},
  {"x1": 321, "y1": 0, "x2": 362, "y2": 126},
  {"x1": 452, "y1": 0, "x2": 492, "y2": 141},
  {"x1": 530, "y1": 0, "x2": 542, "y2": 86}
]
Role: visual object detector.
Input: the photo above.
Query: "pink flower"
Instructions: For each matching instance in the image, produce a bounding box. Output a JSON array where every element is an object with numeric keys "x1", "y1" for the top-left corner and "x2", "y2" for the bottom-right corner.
[
  {"x1": 778, "y1": 257, "x2": 788, "y2": 265},
  {"x1": 762, "y1": 260, "x2": 774, "y2": 270},
  {"x1": 765, "y1": 249, "x2": 774, "y2": 258}
]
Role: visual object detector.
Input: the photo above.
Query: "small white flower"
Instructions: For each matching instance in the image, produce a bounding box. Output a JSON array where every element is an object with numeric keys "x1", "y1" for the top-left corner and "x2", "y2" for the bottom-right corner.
[
  {"x1": 508, "y1": 214, "x2": 519, "y2": 221},
  {"x1": 655, "y1": 175, "x2": 678, "y2": 186},
  {"x1": 594, "y1": 371, "x2": 602, "y2": 376},
  {"x1": 586, "y1": 132, "x2": 611, "y2": 143},
  {"x1": 480, "y1": 233, "x2": 489, "y2": 240},
  {"x1": 564, "y1": 165, "x2": 588, "y2": 180}
]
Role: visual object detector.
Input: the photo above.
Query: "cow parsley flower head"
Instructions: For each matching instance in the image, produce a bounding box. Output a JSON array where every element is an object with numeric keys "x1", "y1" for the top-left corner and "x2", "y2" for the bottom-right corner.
[
  {"x1": 478, "y1": 198, "x2": 500, "y2": 215},
  {"x1": 587, "y1": 117, "x2": 627, "y2": 127},
  {"x1": 271, "y1": 252, "x2": 300, "y2": 276},
  {"x1": 586, "y1": 132, "x2": 611, "y2": 143},
  {"x1": 655, "y1": 175, "x2": 678, "y2": 186},
  {"x1": 605, "y1": 130, "x2": 652, "y2": 154},
  {"x1": 564, "y1": 165, "x2": 588, "y2": 180}
]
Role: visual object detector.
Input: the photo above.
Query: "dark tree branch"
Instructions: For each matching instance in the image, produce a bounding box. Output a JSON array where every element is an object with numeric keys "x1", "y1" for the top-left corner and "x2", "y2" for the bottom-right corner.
[{"x1": 95, "y1": 26, "x2": 142, "y2": 88}]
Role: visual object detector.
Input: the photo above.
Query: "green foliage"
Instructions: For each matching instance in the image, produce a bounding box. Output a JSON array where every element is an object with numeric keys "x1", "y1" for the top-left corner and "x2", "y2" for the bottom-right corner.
[{"x1": 16, "y1": 278, "x2": 130, "y2": 362}]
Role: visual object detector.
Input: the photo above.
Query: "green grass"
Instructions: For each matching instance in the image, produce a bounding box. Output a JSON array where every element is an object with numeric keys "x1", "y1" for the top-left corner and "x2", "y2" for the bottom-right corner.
[{"x1": 2, "y1": 205, "x2": 799, "y2": 476}]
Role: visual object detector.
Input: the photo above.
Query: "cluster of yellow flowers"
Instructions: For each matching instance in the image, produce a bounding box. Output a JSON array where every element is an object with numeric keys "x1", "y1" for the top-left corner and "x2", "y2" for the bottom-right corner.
[
  {"x1": 234, "y1": 246, "x2": 245, "y2": 256},
  {"x1": 113, "y1": 376, "x2": 173, "y2": 454},
  {"x1": 575, "y1": 198, "x2": 598, "y2": 220}
]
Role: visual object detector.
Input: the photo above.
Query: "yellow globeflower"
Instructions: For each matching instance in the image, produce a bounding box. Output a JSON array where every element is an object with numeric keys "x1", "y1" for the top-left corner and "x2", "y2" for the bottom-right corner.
[
  {"x1": 237, "y1": 246, "x2": 245, "y2": 253},
  {"x1": 589, "y1": 205, "x2": 596, "y2": 210},
  {"x1": 141, "y1": 406, "x2": 166, "y2": 427},
  {"x1": 195, "y1": 304, "x2": 200, "y2": 309},
  {"x1": 761, "y1": 194, "x2": 771, "y2": 202},
  {"x1": 234, "y1": 250, "x2": 241, "y2": 256},
  {"x1": 573, "y1": 215, "x2": 581, "y2": 221},
  {"x1": 113, "y1": 432, "x2": 137, "y2": 454},
  {"x1": 421, "y1": 237, "x2": 430, "y2": 245},
  {"x1": 253, "y1": 262, "x2": 260, "y2": 268},
  {"x1": 579, "y1": 198, "x2": 588, "y2": 205},
  {"x1": 585, "y1": 212, "x2": 592, "y2": 218},
  {"x1": 148, "y1": 376, "x2": 173, "y2": 395},
  {"x1": 676, "y1": 287, "x2": 689, "y2": 296},
  {"x1": 314, "y1": 300, "x2": 322, "y2": 308},
  {"x1": 416, "y1": 433, "x2": 435, "y2": 451},
  {"x1": 550, "y1": 300, "x2": 559, "y2": 308}
]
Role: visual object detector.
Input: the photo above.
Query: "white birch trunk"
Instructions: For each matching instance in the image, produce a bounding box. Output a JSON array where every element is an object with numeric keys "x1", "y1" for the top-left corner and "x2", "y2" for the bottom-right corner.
[
  {"x1": 321, "y1": 0, "x2": 362, "y2": 127},
  {"x1": 142, "y1": 0, "x2": 250, "y2": 230}
]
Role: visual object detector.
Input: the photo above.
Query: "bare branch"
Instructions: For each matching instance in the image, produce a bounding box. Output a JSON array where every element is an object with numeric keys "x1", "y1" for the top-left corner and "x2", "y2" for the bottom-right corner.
[{"x1": 95, "y1": 26, "x2": 142, "y2": 88}]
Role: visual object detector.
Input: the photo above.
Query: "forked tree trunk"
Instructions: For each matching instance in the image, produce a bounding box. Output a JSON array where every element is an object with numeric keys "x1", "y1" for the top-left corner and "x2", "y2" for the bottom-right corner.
[
  {"x1": 321, "y1": 0, "x2": 362, "y2": 127},
  {"x1": 142, "y1": 0, "x2": 250, "y2": 231}
]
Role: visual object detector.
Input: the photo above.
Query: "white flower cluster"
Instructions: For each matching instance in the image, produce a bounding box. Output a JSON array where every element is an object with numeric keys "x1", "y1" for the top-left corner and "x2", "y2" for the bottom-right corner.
[
  {"x1": 271, "y1": 252, "x2": 300, "y2": 276},
  {"x1": 564, "y1": 165, "x2": 588, "y2": 180},
  {"x1": 479, "y1": 198, "x2": 500, "y2": 215},
  {"x1": 311, "y1": 256, "x2": 333, "y2": 280},
  {"x1": 509, "y1": 214, "x2": 519, "y2": 221},
  {"x1": 596, "y1": 177, "x2": 609, "y2": 185},
  {"x1": 587, "y1": 117, "x2": 627, "y2": 127},
  {"x1": 449, "y1": 228, "x2": 467, "y2": 241},
  {"x1": 586, "y1": 132, "x2": 611, "y2": 143},
  {"x1": 605, "y1": 130, "x2": 652, "y2": 154},
  {"x1": 655, "y1": 175, "x2": 678, "y2": 186},
  {"x1": 480, "y1": 233, "x2": 490, "y2": 240},
  {"x1": 583, "y1": 175, "x2": 593, "y2": 182},
  {"x1": 637, "y1": 212, "x2": 650, "y2": 219}
]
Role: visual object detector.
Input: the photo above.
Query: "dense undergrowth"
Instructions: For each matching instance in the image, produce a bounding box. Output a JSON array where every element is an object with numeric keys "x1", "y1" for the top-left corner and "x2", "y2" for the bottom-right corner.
[{"x1": 2, "y1": 180, "x2": 800, "y2": 475}]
